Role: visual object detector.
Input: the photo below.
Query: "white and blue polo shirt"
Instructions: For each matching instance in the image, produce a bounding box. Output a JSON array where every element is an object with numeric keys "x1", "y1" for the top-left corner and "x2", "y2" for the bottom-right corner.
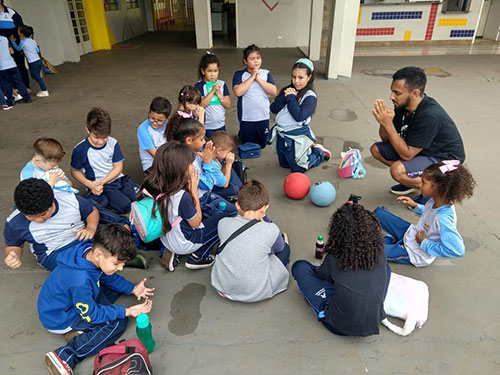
[
  {"x1": 194, "y1": 79, "x2": 230, "y2": 130},
  {"x1": 232, "y1": 68, "x2": 275, "y2": 122},
  {"x1": 3, "y1": 192, "x2": 94, "y2": 265},
  {"x1": 12, "y1": 37, "x2": 40, "y2": 63},
  {"x1": 71, "y1": 136, "x2": 124, "y2": 182},
  {"x1": 0, "y1": 35, "x2": 15, "y2": 70},
  {"x1": 0, "y1": 6, "x2": 23, "y2": 39},
  {"x1": 137, "y1": 119, "x2": 167, "y2": 171}
]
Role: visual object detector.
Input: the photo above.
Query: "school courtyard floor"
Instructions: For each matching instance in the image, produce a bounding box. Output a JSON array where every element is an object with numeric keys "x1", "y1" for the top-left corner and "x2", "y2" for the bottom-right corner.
[{"x1": 1, "y1": 32, "x2": 499, "y2": 375}]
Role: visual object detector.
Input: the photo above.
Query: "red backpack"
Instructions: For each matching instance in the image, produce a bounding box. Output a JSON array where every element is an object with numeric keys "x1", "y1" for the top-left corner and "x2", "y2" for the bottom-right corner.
[{"x1": 94, "y1": 339, "x2": 153, "y2": 375}]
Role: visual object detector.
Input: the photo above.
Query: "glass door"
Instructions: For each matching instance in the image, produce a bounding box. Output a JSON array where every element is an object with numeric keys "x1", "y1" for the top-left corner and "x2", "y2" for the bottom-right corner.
[{"x1": 67, "y1": 0, "x2": 92, "y2": 55}]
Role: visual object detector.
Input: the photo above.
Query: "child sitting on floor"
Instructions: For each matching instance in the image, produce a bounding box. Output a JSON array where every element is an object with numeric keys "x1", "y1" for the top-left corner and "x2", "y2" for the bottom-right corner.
[
  {"x1": 211, "y1": 179, "x2": 290, "y2": 302},
  {"x1": 137, "y1": 96, "x2": 171, "y2": 175},
  {"x1": 38, "y1": 224, "x2": 154, "y2": 375},
  {"x1": 20, "y1": 137, "x2": 77, "y2": 194},
  {"x1": 71, "y1": 107, "x2": 139, "y2": 214},
  {"x1": 374, "y1": 161, "x2": 476, "y2": 267}
]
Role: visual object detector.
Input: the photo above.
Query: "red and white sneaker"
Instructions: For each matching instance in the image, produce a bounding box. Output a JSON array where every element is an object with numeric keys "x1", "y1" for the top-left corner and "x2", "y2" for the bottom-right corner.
[
  {"x1": 313, "y1": 144, "x2": 332, "y2": 161},
  {"x1": 45, "y1": 351, "x2": 73, "y2": 375}
]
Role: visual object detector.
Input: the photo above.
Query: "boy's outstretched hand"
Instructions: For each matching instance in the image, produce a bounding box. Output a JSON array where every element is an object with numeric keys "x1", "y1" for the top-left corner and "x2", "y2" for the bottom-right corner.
[
  {"x1": 132, "y1": 278, "x2": 155, "y2": 301},
  {"x1": 126, "y1": 298, "x2": 153, "y2": 317},
  {"x1": 396, "y1": 196, "x2": 418, "y2": 209}
]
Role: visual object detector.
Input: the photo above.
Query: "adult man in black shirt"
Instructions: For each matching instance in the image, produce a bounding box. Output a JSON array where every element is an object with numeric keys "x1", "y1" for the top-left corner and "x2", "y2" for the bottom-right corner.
[{"x1": 370, "y1": 66, "x2": 465, "y2": 195}]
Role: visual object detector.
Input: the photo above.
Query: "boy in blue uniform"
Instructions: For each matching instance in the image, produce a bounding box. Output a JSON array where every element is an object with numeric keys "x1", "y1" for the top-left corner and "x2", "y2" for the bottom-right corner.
[
  {"x1": 3, "y1": 178, "x2": 99, "y2": 271},
  {"x1": 71, "y1": 107, "x2": 139, "y2": 214},
  {"x1": 38, "y1": 224, "x2": 154, "y2": 375}
]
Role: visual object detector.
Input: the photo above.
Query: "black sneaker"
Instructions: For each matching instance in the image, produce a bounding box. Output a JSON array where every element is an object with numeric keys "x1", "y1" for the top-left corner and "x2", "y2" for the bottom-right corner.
[
  {"x1": 20, "y1": 98, "x2": 32, "y2": 104},
  {"x1": 185, "y1": 254, "x2": 215, "y2": 270},
  {"x1": 390, "y1": 183, "x2": 418, "y2": 195}
]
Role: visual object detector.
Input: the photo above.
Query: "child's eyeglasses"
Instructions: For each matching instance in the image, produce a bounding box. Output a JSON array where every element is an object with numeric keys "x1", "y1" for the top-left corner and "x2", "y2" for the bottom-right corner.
[{"x1": 148, "y1": 116, "x2": 166, "y2": 124}]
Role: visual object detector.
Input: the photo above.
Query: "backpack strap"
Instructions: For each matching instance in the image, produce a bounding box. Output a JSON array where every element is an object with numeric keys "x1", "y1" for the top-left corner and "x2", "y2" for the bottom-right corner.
[{"x1": 216, "y1": 219, "x2": 259, "y2": 254}]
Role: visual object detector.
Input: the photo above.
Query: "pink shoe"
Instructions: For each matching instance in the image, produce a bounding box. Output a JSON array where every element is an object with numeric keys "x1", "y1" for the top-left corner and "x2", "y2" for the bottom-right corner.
[
  {"x1": 45, "y1": 351, "x2": 73, "y2": 375},
  {"x1": 313, "y1": 144, "x2": 332, "y2": 161}
]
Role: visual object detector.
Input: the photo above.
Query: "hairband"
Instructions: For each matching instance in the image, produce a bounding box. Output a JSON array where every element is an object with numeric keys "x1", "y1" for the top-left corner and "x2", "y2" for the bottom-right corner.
[
  {"x1": 296, "y1": 58, "x2": 314, "y2": 72},
  {"x1": 439, "y1": 160, "x2": 460, "y2": 174}
]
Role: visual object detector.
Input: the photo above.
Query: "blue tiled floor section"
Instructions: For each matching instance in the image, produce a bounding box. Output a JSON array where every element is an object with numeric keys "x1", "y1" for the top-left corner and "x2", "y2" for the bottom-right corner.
[
  {"x1": 371, "y1": 11, "x2": 422, "y2": 20},
  {"x1": 450, "y1": 29, "x2": 475, "y2": 38}
]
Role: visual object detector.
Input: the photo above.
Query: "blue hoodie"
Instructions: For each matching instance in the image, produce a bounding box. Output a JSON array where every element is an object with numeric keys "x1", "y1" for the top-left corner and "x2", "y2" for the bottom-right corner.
[{"x1": 37, "y1": 240, "x2": 135, "y2": 331}]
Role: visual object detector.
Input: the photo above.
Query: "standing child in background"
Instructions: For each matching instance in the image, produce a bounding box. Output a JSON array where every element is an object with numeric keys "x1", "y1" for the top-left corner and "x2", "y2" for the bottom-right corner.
[
  {"x1": 195, "y1": 51, "x2": 231, "y2": 138},
  {"x1": 166, "y1": 117, "x2": 237, "y2": 218},
  {"x1": 10, "y1": 25, "x2": 49, "y2": 97},
  {"x1": 138, "y1": 142, "x2": 232, "y2": 271},
  {"x1": 210, "y1": 130, "x2": 242, "y2": 202},
  {"x1": 233, "y1": 44, "x2": 277, "y2": 148},
  {"x1": 374, "y1": 161, "x2": 475, "y2": 267},
  {"x1": 0, "y1": 34, "x2": 30, "y2": 107},
  {"x1": 269, "y1": 58, "x2": 331, "y2": 173},
  {"x1": 292, "y1": 198, "x2": 390, "y2": 337},
  {"x1": 71, "y1": 108, "x2": 139, "y2": 214},
  {"x1": 38, "y1": 224, "x2": 153, "y2": 375},
  {"x1": 20, "y1": 138, "x2": 77, "y2": 194},
  {"x1": 137, "y1": 96, "x2": 171, "y2": 175}
]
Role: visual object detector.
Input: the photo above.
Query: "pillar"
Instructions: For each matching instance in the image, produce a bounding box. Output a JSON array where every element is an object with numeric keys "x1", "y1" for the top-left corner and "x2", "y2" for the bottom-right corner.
[
  {"x1": 308, "y1": 0, "x2": 324, "y2": 61},
  {"x1": 324, "y1": 0, "x2": 360, "y2": 79},
  {"x1": 193, "y1": 0, "x2": 213, "y2": 49}
]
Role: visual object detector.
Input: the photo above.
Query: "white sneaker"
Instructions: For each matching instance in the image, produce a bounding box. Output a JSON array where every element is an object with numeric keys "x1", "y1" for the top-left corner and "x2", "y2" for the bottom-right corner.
[
  {"x1": 14, "y1": 94, "x2": 23, "y2": 101},
  {"x1": 45, "y1": 351, "x2": 73, "y2": 375},
  {"x1": 37, "y1": 90, "x2": 49, "y2": 97}
]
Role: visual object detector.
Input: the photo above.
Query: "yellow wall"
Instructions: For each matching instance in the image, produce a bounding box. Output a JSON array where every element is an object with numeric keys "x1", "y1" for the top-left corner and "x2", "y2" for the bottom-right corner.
[{"x1": 83, "y1": 0, "x2": 116, "y2": 50}]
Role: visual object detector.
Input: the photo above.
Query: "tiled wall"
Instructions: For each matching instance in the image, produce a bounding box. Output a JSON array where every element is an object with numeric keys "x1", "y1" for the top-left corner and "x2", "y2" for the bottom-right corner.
[{"x1": 356, "y1": 1, "x2": 484, "y2": 42}]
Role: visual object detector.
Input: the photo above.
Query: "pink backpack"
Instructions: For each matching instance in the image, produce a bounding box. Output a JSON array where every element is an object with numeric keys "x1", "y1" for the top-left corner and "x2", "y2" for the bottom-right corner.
[{"x1": 93, "y1": 339, "x2": 153, "y2": 374}]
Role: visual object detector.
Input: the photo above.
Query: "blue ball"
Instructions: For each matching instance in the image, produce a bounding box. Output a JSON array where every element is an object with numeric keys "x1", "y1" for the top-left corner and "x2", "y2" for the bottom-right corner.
[{"x1": 309, "y1": 181, "x2": 336, "y2": 207}]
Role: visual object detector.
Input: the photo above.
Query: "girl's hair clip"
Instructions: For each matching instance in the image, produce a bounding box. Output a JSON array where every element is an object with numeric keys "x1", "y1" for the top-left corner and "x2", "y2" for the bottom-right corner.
[
  {"x1": 206, "y1": 50, "x2": 212, "y2": 55},
  {"x1": 439, "y1": 160, "x2": 460, "y2": 174}
]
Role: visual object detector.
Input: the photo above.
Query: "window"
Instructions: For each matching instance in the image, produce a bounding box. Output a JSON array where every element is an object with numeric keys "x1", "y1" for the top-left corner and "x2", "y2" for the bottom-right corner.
[
  {"x1": 126, "y1": 0, "x2": 140, "y2": 9},
  {"x1": 104, "y1": 0, "x2": 120, "y2": 11},
  {"x1": 442, "y1": 0, "x2": 471, "y2": 13}
]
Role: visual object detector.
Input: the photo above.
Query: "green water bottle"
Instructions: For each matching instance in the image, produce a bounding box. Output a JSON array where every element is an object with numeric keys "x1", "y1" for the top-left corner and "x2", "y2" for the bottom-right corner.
[{"x1": 136, "y1": 313, "x2": 156, "y2": 353}]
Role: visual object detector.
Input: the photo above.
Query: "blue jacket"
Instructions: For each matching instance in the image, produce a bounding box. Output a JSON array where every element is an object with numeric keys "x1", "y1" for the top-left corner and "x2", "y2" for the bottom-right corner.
[{"x1": 37, "y1": 240, "x2": 135, "y2": 330}]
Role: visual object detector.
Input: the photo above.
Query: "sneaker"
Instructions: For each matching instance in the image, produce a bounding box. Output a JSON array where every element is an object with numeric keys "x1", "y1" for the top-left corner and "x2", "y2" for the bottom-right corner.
[
  {"x1": 20, "y1": 98, "x2": 32, "y2": 104},
  {"x1": 160, "y1": 248, "x2": 179, "y2": 271},
  {"x1": 2, "y1": 103, "x2": 13, "y2": 111},
  {"x1": 14, "y1": 94, "x2": 23, "y2": 102},
  {"x1": 313, "y1": 144, "x2": 332, "y2": 161},
  {"x1": 185, "y1": 254, "x2": 215, "y2": 270},
  {"x1": 282, "y1": 232, "x2": 289, "y2": 246},
  {"x1": 390, "y1": 184, "x2": 418, "y2": 195},
  {"x1": 414, "y1": 194, "x2": 431, "y2": 206},
  {"x1": 45, "y1": 351, "x2": 73, "y2": 375},
  {"x1": 125, "y1": 254, "x2": 148, "y2": 269},
  {"x1": 36, "y1": 90, "x2": 50, "y2": 97}
]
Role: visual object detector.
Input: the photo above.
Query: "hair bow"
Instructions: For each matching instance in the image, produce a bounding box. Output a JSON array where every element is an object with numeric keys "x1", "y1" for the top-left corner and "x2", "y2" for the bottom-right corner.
[
  {"x1": 439, "y1": 160, "x2": 460, "y2": 174},
  {"x1": 177, "y1": 110, "x2": 193, "y2": 119}
]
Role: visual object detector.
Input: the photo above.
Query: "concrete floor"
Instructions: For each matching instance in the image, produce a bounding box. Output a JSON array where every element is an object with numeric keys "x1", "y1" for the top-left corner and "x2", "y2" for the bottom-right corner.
[{"x1": 1, "y1": 32, "x2": 500, "y2": 375}]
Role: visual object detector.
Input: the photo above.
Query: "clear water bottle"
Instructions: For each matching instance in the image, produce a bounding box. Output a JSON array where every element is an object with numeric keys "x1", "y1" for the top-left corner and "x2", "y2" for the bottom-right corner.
[
  {"x1": 136, "y1": 313, "x2": 156, "y2": 353},
  {"x1": 218, "y1": 201, "x2": 227, "y2": 212},
  {"x1": 315, "y1": 235, "x2": 325, "y2": 260}
]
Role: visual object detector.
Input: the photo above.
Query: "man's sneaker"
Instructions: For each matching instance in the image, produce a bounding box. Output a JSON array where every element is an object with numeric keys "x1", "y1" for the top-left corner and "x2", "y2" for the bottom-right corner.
[
  {"x1": 390, "y1": 184, "x2": 418, "y2": 195},
  {"x1": 2, "y1": 103, "x2": 13, "y2": 110},
  {"x1": 45, "y1": 351, "x2": 73, "y2": 375},
  {"x1": 125, "y1": 254, "x2": 148, "y2": 269},
  {"x1": 282, "y1": 232, "x2": 289, "y2": 246},
  {"x1": 414, "y1": 194, "x2": 431, "y2": 206},
  {"x1": 37, "y1": 90, "x2": 50, "y2": 97},
  {"x1": 185, "y1": 254, "x2": 215, "y2": 270},
  {"x1": 313, "y1": 144, "x2": 332, "y2": 161},
  {"x1": 14, "y1": 94, "x2": 23, "y2": 102},
  {"x1": 160, "y1": 248, "x2": 179, "y2": 271}
]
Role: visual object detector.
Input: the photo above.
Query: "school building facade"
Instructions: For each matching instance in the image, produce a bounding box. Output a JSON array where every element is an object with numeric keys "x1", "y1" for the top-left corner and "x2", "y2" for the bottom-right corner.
[{"x1": 5, "y1": 0, "x2": 500, "y2": 77}]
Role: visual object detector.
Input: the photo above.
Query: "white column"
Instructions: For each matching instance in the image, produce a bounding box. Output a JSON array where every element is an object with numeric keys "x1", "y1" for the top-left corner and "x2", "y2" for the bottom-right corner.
[
  {"x1": 308, "y1": 0, "x2": 324, "y2": 61},
  {"x1": 193, "y1": 0, "x2": 213, "y2": 49},
  {"x1": 325, "y1": 0, "x2": 360, "y2": 79}
]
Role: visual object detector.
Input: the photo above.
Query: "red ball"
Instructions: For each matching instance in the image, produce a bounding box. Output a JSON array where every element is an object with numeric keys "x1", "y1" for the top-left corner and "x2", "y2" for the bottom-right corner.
[{"x1": 283, "y1": 172, "x2": 311, "y2": 200}]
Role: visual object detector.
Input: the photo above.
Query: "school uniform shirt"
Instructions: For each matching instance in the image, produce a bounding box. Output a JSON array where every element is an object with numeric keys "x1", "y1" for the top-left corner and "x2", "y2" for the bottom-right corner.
[
  {"x1": 160, "y1": 189, "x2": 204, "y2": 255},
  {"x1": 232, "y1": 68, "x2": 275, "y2": 122},
  {"x1": 194, "y1": 79, "x2": 230, "y2": 130},
  {"x1": 404, "y1": 198, "x2": 464, "y2": 267},
  {"x1": 37, "y1": 240, "x2": 135, "y2": 332},
  {"x1": 20, "y1": 161, "x2": 78, "y2": 194},
  {"x1": 137, "y1": 119, "x2": 167, "y2": 171},
  {"x1": 211, "y1": 216, "x2": 289, "y2": 302},
  {"x1": 271, "y1": 90, "x2": 317, "y2": 129},
  {"x1": 316, "y1": 252, "x2": 388, "y2": 336},
  {"x1": 12, "y1": 37, "x2": 40, "y2": 63},
  {"x1": 71, "y1": 136, "x2": 124, "y2": 182},
  {"x1": 193, "y1": 154, "x2": 226, "y2": 197},
  {"x1": 0, "y1": 35, "x2": 16, "y2": 70},
  {"x1": 3, "y1": 192, "x2": 94, "y2": 266},
  {"x1": 0, "y1": 6, "x2": 23, "y2": 39}
]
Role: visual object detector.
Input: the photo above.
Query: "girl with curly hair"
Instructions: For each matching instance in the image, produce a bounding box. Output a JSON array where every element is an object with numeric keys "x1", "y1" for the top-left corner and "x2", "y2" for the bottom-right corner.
[
  {"x1": 292, "y1": 198, "x2": 390, "y2": 336},
  {"x1": 374, "y1": 161, "x2": 476, "y2": 267}
]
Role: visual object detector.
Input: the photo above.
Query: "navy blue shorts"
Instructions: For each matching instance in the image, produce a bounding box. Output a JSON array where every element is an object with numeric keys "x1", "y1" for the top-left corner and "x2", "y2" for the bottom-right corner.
[{"x1": 375, "y1": 142, "x2": 439, "y2": 175}]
